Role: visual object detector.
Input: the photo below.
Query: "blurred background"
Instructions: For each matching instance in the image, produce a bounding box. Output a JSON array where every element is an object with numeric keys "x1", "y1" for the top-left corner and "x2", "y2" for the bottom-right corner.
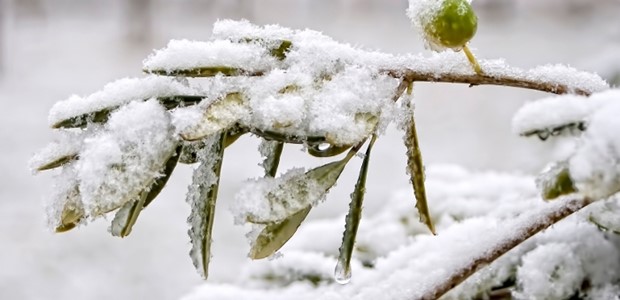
[{"x1": 1, "y1": 0, "x2": 620, "y2": 299}]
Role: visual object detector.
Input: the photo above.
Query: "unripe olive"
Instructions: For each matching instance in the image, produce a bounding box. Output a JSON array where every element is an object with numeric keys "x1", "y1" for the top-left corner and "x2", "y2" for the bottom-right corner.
[{"x1": 424, "y1": 0, "x2": 478, "y2": 51}]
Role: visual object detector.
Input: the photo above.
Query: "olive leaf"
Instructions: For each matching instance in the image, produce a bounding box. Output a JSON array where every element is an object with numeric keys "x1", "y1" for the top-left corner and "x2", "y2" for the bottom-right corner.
[
  {"x1": 180, "y1": 93, "x2": 249, "y2": 141},
  {"x1": 250, "y1": 206, "x2": 312, "y2": 260},
  {"x1": 54, "y1": 185, "x2": 85, "y2": 233},
  {"x1": 35, "y1": 153, "x2": 78, "y2": 172},
  {"x1": 537, "y1": 162, "x2": 577, "y2": 201},
  {"x1": 187, "y1": 133, "x2": 226, "y2": 279},
  {"x1": 52, "y1": 95, "x2": 204, "y2": 129},
  {"x1": 404, "y1": 105, "x2": 435, "y2": 235},
  {"x1": 335, "y1": 135, "x2": 376, "y2": 284},
  {"x1": 110, "y1": 145, "x2": 182, "y2": 237},
  {"x1": 259, "y1": 140, "x2": 284, "y2": 177},
  {"x1": 249, "y1": 144, "x2": 361, "y2": 259},
  {"x1": 520, "y1": 122, "x2": 587, "y2": 141}
]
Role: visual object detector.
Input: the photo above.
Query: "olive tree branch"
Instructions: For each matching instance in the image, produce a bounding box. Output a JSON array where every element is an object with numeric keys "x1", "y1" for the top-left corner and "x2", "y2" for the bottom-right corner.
[
  {"x1": 420, "y1": 195, "x2": 595, "y2": 300},
  {"x1": 383, "y1": 69, "x2": 596, "y2": 96}
]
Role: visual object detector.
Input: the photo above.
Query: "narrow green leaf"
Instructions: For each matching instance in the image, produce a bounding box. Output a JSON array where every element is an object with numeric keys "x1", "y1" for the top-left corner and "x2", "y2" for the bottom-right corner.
[
  {"x1": 404, "y1": 107, "x2": 435, "y2": 235},
  {"x1": 247, "y1": 144, "x2": 363, "y2": 258},
  {"x1": 36, "y1": 154, "x2": 78, "y2": 172},
  {"x1": 180, "y1": 92, "x2": 249, "y2": 141},
  {"x1": 110, "y1": 190, "x2": 148, "y2": 238},
  {"x1": 335, "y1": 135, "x2": 376, "y2": 284},
  {"x1": 250, "y1": 206, "x2": 312, "y2": 259},
  {"x1": 259, "y1": 140, "x2": 284, "y2": 177},
  {"x1": 187, "y1": 132, "x2": 226, "y2": 279},
  {"x1": 143, "y1": 145, "x2": 182, "y2": 208}
]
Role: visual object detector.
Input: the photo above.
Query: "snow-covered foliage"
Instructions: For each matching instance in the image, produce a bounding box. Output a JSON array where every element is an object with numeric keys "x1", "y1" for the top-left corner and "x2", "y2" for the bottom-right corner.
[
  {"x1": 182, "y1": 166, "x2": 620, "y2": 300},
  {"x1": 31, "y1": 4, "x2": 620, "y2": 299}
]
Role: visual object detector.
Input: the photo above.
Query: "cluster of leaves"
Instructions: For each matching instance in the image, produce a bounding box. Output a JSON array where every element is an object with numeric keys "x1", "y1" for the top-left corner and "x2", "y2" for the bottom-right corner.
[{"x1": 32, "y1": 32, "x2": 441, "y2": 282}]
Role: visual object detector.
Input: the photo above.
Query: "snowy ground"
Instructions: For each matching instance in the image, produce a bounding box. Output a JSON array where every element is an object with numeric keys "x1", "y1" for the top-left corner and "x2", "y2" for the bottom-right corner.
[{"x1": 1, "y1": 1, "x2": 619, "y2": 299}]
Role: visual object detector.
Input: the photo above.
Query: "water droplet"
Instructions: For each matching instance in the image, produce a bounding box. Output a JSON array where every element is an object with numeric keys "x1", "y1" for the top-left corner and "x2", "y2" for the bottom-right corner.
[{"x1": 334, "y1": 260, "x2": 351, "y2": 284}]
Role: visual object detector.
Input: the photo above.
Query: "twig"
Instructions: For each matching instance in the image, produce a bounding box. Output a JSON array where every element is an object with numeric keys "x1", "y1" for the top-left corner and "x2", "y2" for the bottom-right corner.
[
  {"x1": 421, "y1": 196, "x2": 595, "y2": 300},
  {"x1": 383, "y1": 69, "x2": 594, "y2": 96}
]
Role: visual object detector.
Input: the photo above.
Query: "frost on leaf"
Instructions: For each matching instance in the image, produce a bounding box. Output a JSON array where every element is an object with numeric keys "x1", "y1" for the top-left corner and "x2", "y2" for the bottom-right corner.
[
  {"x1": 401, "y1": 100, "x2": 435, "y2": 234},
  {"x1": 77, "y1": 100, "x2": 177, "y2": 217},
  {"x1": 258, "y1": 139, "x2": 284, "y2": 178},
  {"x1": 186, "y1": 133, "x2": 226, "y2": 279}
]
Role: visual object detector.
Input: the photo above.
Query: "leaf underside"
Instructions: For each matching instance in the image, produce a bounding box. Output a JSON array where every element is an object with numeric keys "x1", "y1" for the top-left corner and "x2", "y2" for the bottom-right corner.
[{"x1": 250, "y1": 206, "x2": 312, "y2": 259}]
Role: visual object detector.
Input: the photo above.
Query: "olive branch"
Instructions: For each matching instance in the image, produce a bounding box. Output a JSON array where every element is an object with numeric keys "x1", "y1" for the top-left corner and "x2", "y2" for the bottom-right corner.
[{"x1": 31, "y1": 15, "x2": 612, "y2": 299}]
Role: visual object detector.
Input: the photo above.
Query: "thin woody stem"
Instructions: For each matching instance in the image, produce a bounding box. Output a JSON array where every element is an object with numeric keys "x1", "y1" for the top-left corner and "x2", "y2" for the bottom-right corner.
[
  {"x1": 421, "y1": 196, "x2": 595, "y2": 300},
  {"x1": 382, "y1": 69, "x2": 594, "y2": 96}
]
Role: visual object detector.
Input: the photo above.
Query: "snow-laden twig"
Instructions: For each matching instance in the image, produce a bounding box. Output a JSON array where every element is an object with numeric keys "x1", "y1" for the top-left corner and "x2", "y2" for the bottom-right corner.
[{"x1": 419, "y1": 195, "x2": 594, "y2": 300}]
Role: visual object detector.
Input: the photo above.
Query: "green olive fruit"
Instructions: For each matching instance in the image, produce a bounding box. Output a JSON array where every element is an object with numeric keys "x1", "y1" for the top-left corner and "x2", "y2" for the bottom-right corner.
[{"x1": 424, "y1": 0, "x2": 478, "y2": 50}]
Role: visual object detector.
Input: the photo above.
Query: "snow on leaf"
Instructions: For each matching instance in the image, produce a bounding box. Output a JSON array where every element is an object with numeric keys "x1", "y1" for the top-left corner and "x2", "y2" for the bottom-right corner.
[
  {"x1": 512, "y1": 93, "x2": 610, "y2": 138},
  {"x1": 568, "y1": 96, "x2": 620, "y2": 199},
  {"x1": 76, "y1": 100, "x2": 177, "y2": 217},
  {"x1": 46, "y1": 164, "x2": 85, "y2": 233},
  {"x1": 29, "y1": 131, "x2": 84, "y2": 173},
  {"x1": 109, "y1": 145, "x2": 182, "y2": 237},
  {"x1": 186, "y1": 133, "x2": 226, "y2": 279},
  {"x1": 233, "y1": 158, "x2": 350, "y2": 227},
  {"x1": 49, "y1": 76, "x2": 196, "y2": 128},
  {"x1": 142, "y1": 39, "x2": 280, "y2": 75},
  {"x1": 178, "y1": 92, "x2": 249, "y2": 141},
  {"x1": 258, "y1": 139, "x2": 284, "y2": 178}
]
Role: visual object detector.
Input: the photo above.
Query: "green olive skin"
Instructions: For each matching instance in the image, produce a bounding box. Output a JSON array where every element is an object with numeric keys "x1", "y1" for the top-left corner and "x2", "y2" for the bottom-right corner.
[{"x1": 425, "y1": 0, "x2": 478, "y2": 50}]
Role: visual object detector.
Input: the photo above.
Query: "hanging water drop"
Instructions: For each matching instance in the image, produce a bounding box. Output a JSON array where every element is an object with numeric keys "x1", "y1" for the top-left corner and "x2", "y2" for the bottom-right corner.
[{"x1": 334, "y1": 260, "x2": 352, "y2": 285}]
